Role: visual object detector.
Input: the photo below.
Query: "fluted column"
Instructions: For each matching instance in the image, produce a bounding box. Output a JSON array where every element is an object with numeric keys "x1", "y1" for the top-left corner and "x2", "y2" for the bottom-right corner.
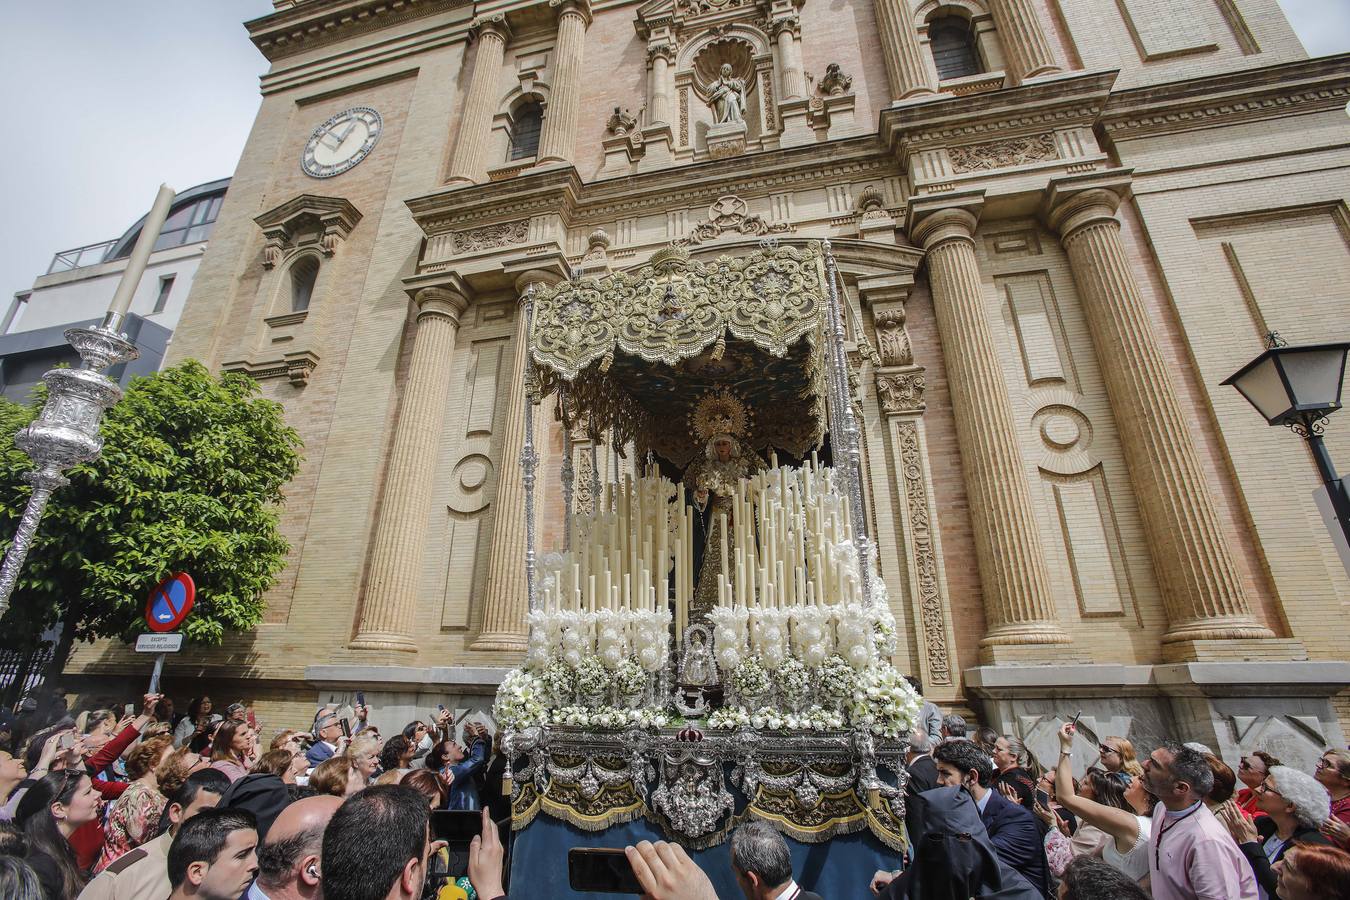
[
  {"x1": 353, "y1": 287, "x2": 470, "y2": 652},
  {"x1": 873, "y1": 0, "x2": 937, "y2": 100},
  {"x1": 986, "y1": 0, "x2": 1060, "y2": 82},
  {"x1": 537, "y1": 0, "x2": 590, "y2": 166},
  {"x1": 774, "y1": 18, "x2": 807, "y2": 100},
  {"x1": 472, "y1": 270, "x2": 562, "y2": 651},
  {"x1": 912, "y1": 205, "x2": 1069, "y2": 652},
  {"x1": 647, "y1": 45, "x2": 675, "y2": 125},
  {"x1": 447, "y1": 16, "x2": 511, "y2": 184},
  {"x1": 1048, "y1": 187, "x2": 1272, "y2": 644}
]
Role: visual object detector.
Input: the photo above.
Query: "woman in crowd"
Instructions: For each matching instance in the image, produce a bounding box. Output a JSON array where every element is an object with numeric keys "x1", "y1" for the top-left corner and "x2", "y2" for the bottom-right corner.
[
  {"x1": 1202, "y1": 753, "x2": 1239, "y2": 818},
  {"x1": 1235, "y1": 750, "x2": 1281, "y2": 819},
  {"x1": 403, "y1": 768, "x2": 449, "y2": 809},
  {"x1": 173, "y1": 696, "x2": 220, "y2": 752},
  {"x1": 347, "y1": 735, "x2": 380, "y2": 788},
  {"x1": 1095, "y1": 735, "x2": 1144, "y2": 783},
  {"x1": 0, "y1": 742, "x2": 35, "y2": 821},
  {"x1": 1053, "y1": 723, "x2": 1154, "y2": 885},
  {"x1": 992, "y1": 735, "x2": 1038, "y2": 807},
  {"x1": 16, "y1": 770, "x2": 102, "y2": 899},
  {"x1": 93, "y1": 734, "x2": 173, "y2": 872},
  {"x1": 1316, "y1": 748, "x2": 1350, "y2": 849},
  {"x1": 0, "y1": 854, "x2": 43, "y2": 900},
  {"x1": 972, "y1": 726, "x2": 999, "y2": 757},
  {"x1": 379, "y1": 734, "x2": 416, "y2": 777},
  {"x1": 208, "y1": 720, "x2": 256, "y2": 783},
  {"x1": 1273, "y1": 843, "x2": 1350, "y2": 900},
  {"x1": 309, "y1": 755, "x2": 366, "y2": 798},
  {"x1": 1219, "y1": 764, "x2": 1331, "y2": 897},
  {"x1": 250, "y1": 748, "x2": 308, "y2": 785}
]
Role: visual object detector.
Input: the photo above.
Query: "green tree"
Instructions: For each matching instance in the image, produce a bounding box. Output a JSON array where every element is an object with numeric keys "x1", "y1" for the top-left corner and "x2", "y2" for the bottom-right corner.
[{"x1": 0, "y1": 360, "x2": 302, "y2": 675}]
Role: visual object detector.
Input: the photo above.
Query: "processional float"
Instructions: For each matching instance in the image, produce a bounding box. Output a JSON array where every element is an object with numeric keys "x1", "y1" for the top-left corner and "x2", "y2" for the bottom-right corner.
[{"x1": 494, "y1": 240, "x2": 921, "y2": 883}]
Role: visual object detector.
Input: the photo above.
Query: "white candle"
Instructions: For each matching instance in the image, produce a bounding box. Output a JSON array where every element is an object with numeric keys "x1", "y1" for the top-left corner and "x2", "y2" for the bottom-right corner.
[{"x1": 107, "y1": 184, "x2": 176, "y2": 323}]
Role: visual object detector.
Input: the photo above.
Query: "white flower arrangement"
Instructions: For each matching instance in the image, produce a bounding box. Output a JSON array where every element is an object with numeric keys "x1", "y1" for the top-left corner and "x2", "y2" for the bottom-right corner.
[
  {"x1": 707, "y1": 706, "x2": 752, "y2": 729},
  {"x1": 493, "y1": 669, "x2": 548, "y2": 729},
  {"x1": 776, "y1": 657, "x2": 810, "y2": 704},
  {"x1": 834, "y1": 602, "x2": 878, "y2": 670},
  {"x1": 790, "y1": 605, "x2": 831, "y2": 667},
  {"x1": 629, "y1": 608, "x2": 671, "y2": 674},
  {"x1": 847, "y1": 663, "x2": 921, "y2": 739},
  {"x1": 613, "y1": 658, "x2": 648, "y2": 697},
  {"x1": 573, "y1": 655, "x2": 611, "y2": 698},
  {"x1": 549, "y1": 705, "x2": 670, "y2": 730},
  {"x1": 817, "y1": 655, "x2": 854, "y2": 703},
  {"x1": 540, "y1": 658, "x2": 577, "y2": 704},
  {"x1": 710, "y1": 605, "x2": 748, "y2": 673},
  {"x1": 731, "y1": 656, "x2": 770, "y2": 698}
]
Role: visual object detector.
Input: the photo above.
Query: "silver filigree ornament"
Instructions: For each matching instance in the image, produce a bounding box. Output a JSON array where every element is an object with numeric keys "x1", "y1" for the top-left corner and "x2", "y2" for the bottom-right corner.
[{"x1": 0, "y1": 321, "x2": 139, "y2": 610}]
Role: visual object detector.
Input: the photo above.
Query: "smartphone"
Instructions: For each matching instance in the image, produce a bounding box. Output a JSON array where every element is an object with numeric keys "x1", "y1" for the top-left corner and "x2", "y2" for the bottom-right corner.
[
  {"x1": 124, "y1": 702, "x2": 136, "y2": 716},
  {"x1": 356, "y1": 692, "x2": 365, "y2": 708},
  {"x1": 339, "y1": 718, "x2": 351, "y2": 739},
  {"x1": 430, "y1": 811, "x2": 509, "y2": 878},
  {"x1": 1067, "y1": 710, "x2": 1082, "y2": 732},
  {"x1": 437, "y1": 703, "x2": 447, "y2": 714},
  {"x1": 1035, "y1": 788, "x2": 1051, "y2": 809},
  {"x1": 569, "y1": 848, "x2": 643, "y2": 894},
  {"x1": 58, "y1": 733, "x2": 75, "y2": 750}
]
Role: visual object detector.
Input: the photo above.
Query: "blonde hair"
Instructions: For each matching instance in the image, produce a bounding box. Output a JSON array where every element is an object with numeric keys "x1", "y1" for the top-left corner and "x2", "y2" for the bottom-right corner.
[
  {"x1": 309, "y1": 756, "x2": 352, "y2": 797},
  {"x1": 1107, "y1": 736, "x2": 1144, "y2": 779}
]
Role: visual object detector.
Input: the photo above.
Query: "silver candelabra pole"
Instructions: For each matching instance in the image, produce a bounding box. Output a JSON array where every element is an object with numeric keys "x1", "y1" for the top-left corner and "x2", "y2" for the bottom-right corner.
[
  {"x1": 520, "y1": 287, "x2": 540, "y2": 613},
  {"x1": 0, "y1": 184, "x2": 174, "y2": 615}
]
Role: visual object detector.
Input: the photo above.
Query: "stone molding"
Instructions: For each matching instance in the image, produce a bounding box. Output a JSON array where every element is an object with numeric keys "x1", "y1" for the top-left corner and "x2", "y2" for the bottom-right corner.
[
  {"x1": 876, "y1": 366, "x2": 925, "y2": 414},
  {"x1": 254, "y1": 194, "x2": 363, "y2": 270},
  {"x1": 222, "y1": 349, "x2": 320, "y2": 387},
  {"x1": 247, "y1": 0, "x2": 464, "y2": 60}
]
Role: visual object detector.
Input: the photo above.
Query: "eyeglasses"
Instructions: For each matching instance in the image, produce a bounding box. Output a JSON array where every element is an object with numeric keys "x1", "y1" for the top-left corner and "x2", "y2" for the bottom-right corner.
[
  {"x1": 1099, "y1": 745, "x2": 1120, "y2": 756},
  {"x1": 1255, "y1": 781, "x2": 1280, "y2": 795},
  {"x1": 1315, "y1": 758, "x2": 1334, "y2": 771}
]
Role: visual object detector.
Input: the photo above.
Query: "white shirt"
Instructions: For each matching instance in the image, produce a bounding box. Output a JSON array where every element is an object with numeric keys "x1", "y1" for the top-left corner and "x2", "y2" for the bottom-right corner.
[
  {"x1": 770, "y1": 879, "x2": 802, "y2": 900},
  {"x1": 247, "y1": 883, "x2": 272, "y2": 900},
  {"x1": 973, "y1": 787, "x2": 992, "y2": 815}
]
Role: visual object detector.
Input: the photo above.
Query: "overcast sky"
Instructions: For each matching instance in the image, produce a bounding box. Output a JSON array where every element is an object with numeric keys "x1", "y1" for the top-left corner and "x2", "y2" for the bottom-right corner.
[{"x1": 2, "y1": 0, "x2": 1347, "y2": 300}]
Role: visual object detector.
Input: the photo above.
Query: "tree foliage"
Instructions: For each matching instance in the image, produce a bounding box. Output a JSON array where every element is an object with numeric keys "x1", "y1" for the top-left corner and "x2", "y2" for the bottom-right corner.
[{"x1": 0, "y1": 360, "x2": 302, "y2": 651}]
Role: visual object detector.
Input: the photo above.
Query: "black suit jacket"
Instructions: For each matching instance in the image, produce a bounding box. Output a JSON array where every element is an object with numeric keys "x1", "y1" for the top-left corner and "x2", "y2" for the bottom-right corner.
[
  {"x1": 905, "y1": 754, "x2": 940, "y2": 848},
  {"x1": 797, "y1": 892, "x2": 823, "y2": 900},
  {"x1": 979, "y1": 789, "x2": 1050, "y2": 899}
]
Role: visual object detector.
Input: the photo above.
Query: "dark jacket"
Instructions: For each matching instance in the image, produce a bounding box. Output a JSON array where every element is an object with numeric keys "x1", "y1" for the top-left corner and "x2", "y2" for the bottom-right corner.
[
  {"x1": 905, "y1": 755, "x2": 939, "y2": 851},
  {"x1": 888, "y1": 785, "x2": 1042, "y2": 900},
  {"x1": 1239, "y1": 826, "x2": 1330, "y2": 897},
  {"x1": 978, "y1": 788, "x2": 1051, "y2": 899}
]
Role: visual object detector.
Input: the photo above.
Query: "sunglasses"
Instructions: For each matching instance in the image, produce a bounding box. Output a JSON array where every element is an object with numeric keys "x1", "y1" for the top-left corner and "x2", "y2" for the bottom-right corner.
[{"x1": 1099, "y1": 745, "x2": 1120, "y2": 756}]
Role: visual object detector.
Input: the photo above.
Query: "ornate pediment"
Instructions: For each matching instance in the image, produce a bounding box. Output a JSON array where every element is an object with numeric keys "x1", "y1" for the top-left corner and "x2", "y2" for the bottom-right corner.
[{"x1": 254, "y1": 194, "x2": 363, "y2": 269}]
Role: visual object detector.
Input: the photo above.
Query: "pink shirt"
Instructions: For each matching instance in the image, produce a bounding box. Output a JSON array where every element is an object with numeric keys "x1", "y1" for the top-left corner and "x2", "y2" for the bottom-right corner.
[{"x1": 1148, "y1": 801, "x2": 1257, "y2": 900}]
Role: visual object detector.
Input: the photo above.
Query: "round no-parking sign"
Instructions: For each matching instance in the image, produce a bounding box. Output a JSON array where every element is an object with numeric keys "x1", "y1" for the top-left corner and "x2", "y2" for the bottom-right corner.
[{"x1": 145, "y1": 573, "x2": 195, "y2": 633}]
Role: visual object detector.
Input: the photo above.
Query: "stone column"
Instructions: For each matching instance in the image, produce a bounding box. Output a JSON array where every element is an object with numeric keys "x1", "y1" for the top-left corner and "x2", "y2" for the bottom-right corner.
[
  {"x1": 647, "y1": 44, "x2": 675, "y2": 125},
  {"x1": 446, "y1": 16, "x2": 511, "y2": 184},
  {"x1": 537, "y1": 0, "x2": 591, "y2": 166},
  {"x1": 774, "y1": 17, "x2": 807, "y2": 100},
  {"x1": 353, "y1": 286, "x2": 470, "y2": 652},
  {"x1": 472, "y1": 269, "x2": 563, "y2": 651},
  {"x1": 872, "y1": 0, "x2": 937, "y2": 100},
  {"x1": 986, "y1": 0, "x2": 1060, "y2": 82},
  {"x1": 910, "y1": 200, "x2": 1070, "y2": 654},
  {"x1": 1047, "y1": 184, "x2": 1272, "y2": 645}
]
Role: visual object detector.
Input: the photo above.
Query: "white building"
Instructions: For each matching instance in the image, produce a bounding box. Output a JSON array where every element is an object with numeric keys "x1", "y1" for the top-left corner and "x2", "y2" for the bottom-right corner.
[{"x1": 1, "y1": 179, "x2": 229, "y2": 402}]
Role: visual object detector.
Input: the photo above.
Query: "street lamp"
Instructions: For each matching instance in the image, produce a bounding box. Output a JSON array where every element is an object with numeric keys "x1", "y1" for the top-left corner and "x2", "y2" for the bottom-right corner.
[{"x1": 1222, "y1": 332, "x2": 1350, "y2": 550}]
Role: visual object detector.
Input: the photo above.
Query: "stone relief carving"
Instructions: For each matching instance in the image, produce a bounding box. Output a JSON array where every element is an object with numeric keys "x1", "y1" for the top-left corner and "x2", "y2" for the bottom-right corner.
[
  {"x1": 897, "y1": 420, "x2": 951, "y2": 685},
  {"x1": 818, "y1": 63, "x2": 852, "y2": 96},
  {"x1": 876, "y1": 370, "x2": 924, "y2": 414},
  {"x1": 948, "y1": 133, "x2": 1058, "y2": 173},
  {"x1": 451, "y1": 219, "x2": 530, "y2": 254},
  {"x1": 680, "y1": 0, "x2": 748, "y2": 13},
  {"x1": 874, "y1": 308, "x2": 913, "y2": 367},
  {"x1": 760, "y1": 70, "x2": 775, "y2": 130},
  {"x1": 687, "y1": 195, "x2": 791, "y2": 245},
  {"x1": 856, "y1": 186, "x2": 889, "y2": 221},
  {"x1": 606, "y1": 107, "x2": 638, "y2": 135}
]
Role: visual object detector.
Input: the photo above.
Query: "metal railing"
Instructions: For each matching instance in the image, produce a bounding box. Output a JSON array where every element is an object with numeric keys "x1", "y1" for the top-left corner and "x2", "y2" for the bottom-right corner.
[
  {"x1": 0, "y1": 644, "x2": 53, "y2": 707},
  {"x1": 46, "y1": 240, "x2": 117, "y2": 275}
]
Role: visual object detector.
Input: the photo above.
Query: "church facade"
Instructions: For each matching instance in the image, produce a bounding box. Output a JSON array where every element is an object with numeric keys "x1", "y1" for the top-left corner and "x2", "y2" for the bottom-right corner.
[{"x1": 68, "y1": 0, "x2": 1350, "y2": 768}]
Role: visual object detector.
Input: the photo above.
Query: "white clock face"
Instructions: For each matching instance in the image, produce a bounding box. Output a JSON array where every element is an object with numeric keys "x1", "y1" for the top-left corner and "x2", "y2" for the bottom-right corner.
[{"x1": 301, "y1": 107, "x2": 382, "y2": 178}]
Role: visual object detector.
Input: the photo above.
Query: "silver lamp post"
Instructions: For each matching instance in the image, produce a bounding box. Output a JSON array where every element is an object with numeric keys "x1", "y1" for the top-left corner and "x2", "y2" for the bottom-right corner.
[
  {"x1": 0, "y1": 185, "x2": 176, "y2": 614},
  {"x1": 1222, "y1": 331, "x2": 1350, "y2": 552}
]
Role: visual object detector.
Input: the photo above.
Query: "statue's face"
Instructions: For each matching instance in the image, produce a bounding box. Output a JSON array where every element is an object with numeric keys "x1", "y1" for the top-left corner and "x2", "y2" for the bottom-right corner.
[
  {"x1": 714, "y1": 438, "x2": 732, "y2": 462},
  {"x1": 720, "y1": 63, "x2": 732, "y2": 77}
]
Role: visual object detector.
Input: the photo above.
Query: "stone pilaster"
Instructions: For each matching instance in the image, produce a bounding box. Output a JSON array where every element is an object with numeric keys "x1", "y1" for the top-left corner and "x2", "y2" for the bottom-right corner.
[
  {"x1": 872, "y1": 0, "x2": 936, "y2": 100},
  {"x1": 471, "y1": 268, "x2": 563, "y2": 652},
  {"x1": 446, "y1": 16, "x2": 511, "y2": 184},
  {"x1": 910, "y1": 198, "x2": 1070, "y2": 658},
  {"x1": 647, "y1": 44, "x2": 676, "y2": 125},
  {"x1": 1046, "y1": 180, "x2": 1273, "y2": 650},
  {"x1": 773, "y1": 16, "x2": 807, "y2": 101},
  {"x1": 986, "y1": 0, "x2": 1061, "y2": 82},
  {"x1": 352, "y1": 286, "x2": 470, "y2": 652},
  {"x1": 537, "y1": 0, "x2": 591, "y2": 166}
]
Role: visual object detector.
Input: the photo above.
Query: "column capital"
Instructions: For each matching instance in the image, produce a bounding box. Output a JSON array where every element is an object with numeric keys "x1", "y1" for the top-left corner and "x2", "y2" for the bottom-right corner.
[
  {"x1": 504, "y1": 250, "x2": 571, "y2": 294},
  {"x1": 1043, "y1": 172, "x2": 1134, "y2": 240},
  {"x1": 413, "y1": 285, "x2": 470, "y2": 324},
  {"x1": 647, "y1": 41, "x2": 676, "y2": 65},
  {"x1": 908, "y1": 193, "x2": 984, "y2": 252},
  {"x1": 549, "y1": 0, "x2": 592, "y2": 26},
  {"x1": 470, "y1": 13, "x2": 512, "y2": 43}
]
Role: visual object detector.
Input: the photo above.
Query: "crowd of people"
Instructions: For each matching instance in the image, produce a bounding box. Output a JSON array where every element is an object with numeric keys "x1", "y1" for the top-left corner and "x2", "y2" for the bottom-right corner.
[{"x1": 0, "y1": 687, "x2": 1345, "y2": 899}]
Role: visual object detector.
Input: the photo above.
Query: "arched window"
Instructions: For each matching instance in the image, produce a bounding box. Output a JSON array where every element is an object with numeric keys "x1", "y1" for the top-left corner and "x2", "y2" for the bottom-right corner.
[
  {"x1": 290, "y1": 256, "x2": 319, "y2": 312},
  {"x1": 929, "y1": 16, "x2": 982, "y2": 80},
  {"x1": 508, "y1": 101, "x2": 543, "y2": 161}
]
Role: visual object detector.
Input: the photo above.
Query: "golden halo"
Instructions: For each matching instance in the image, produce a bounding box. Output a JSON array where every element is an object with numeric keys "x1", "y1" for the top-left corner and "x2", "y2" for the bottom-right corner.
[{"x1": 689, "y1": 388, "x2": 751, "y2": 443}]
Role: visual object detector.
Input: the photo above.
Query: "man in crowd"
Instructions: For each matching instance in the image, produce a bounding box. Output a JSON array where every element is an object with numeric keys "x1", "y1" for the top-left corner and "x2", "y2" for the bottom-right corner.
[
  {"x1": 905, "y1": 676, "x2": 942, "y2": 746},
  {"x1": 248, "y1": 794, "x2": 342, "y2": 900},
  {"x1": 167, "y1": 807, "x2": 261, "y2": 900},
  {"x1": 304, "y1": 714, "x2": 344, "y2": 767},
  {"x1": 903, "y1": 728, "x2": 939, "y2": 864},
  {"x1": 933, "y1": 739, "x2": 1050, "y2": 898},
  {"x1": 322, "y1": 785, "x2": 436, "y2": 900},
  {"x1": 1142, "y1": 741, "x2": 1257, "y2": 899},
  {"x1": 729, "y1": 820, "x2": 822, "y2": 900},
  {"x1": 940, "y1": 714, "x2": 967, "y2": 742},
  {"x1": 79, "y1": 768, "x2": 231, "y2": 900}
]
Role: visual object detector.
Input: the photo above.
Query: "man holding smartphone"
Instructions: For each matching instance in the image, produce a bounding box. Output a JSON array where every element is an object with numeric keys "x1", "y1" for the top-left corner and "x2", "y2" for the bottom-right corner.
[{"x1": 304, "y1": 714, "x2": 345, "y2": 768}]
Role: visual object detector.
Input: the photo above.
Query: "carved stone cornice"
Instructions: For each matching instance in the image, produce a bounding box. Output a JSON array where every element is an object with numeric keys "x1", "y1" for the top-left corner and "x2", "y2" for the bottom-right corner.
[
  {"x1": 254, "y1": 194, "x2": 363, "y2": 269},
  {"x1": 1100, "y1": 52, "x2": 1350, "y2": 140},
  {"x1": 247, "y1": 0, "x2": 467, "y2": 61},
  {"x1": 880, "y1": 69, "x2": 1116, "y2": 157}
]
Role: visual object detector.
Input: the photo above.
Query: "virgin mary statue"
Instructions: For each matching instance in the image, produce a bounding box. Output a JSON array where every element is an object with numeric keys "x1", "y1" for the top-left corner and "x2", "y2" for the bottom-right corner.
[{"x1": 683, "y1": 391, "x2": 765, "y2": 621}]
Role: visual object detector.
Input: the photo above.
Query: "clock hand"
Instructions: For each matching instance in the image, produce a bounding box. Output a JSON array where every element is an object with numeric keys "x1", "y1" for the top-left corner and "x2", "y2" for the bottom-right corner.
[{"x1": 334, "y1": 119, "x2": 359, "y2": 146}]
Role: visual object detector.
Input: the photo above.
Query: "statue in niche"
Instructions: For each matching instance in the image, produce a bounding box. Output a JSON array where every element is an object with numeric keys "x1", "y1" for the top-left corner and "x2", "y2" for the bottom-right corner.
[{"x1": 708, "y1": 63, "x2": 747, "y2": 124}]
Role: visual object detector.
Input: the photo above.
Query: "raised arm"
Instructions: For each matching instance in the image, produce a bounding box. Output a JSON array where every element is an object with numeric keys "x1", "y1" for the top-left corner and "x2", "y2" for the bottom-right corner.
[{"x1": 1053, "y1": 723, "x2": 1141, "y2": 847}]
